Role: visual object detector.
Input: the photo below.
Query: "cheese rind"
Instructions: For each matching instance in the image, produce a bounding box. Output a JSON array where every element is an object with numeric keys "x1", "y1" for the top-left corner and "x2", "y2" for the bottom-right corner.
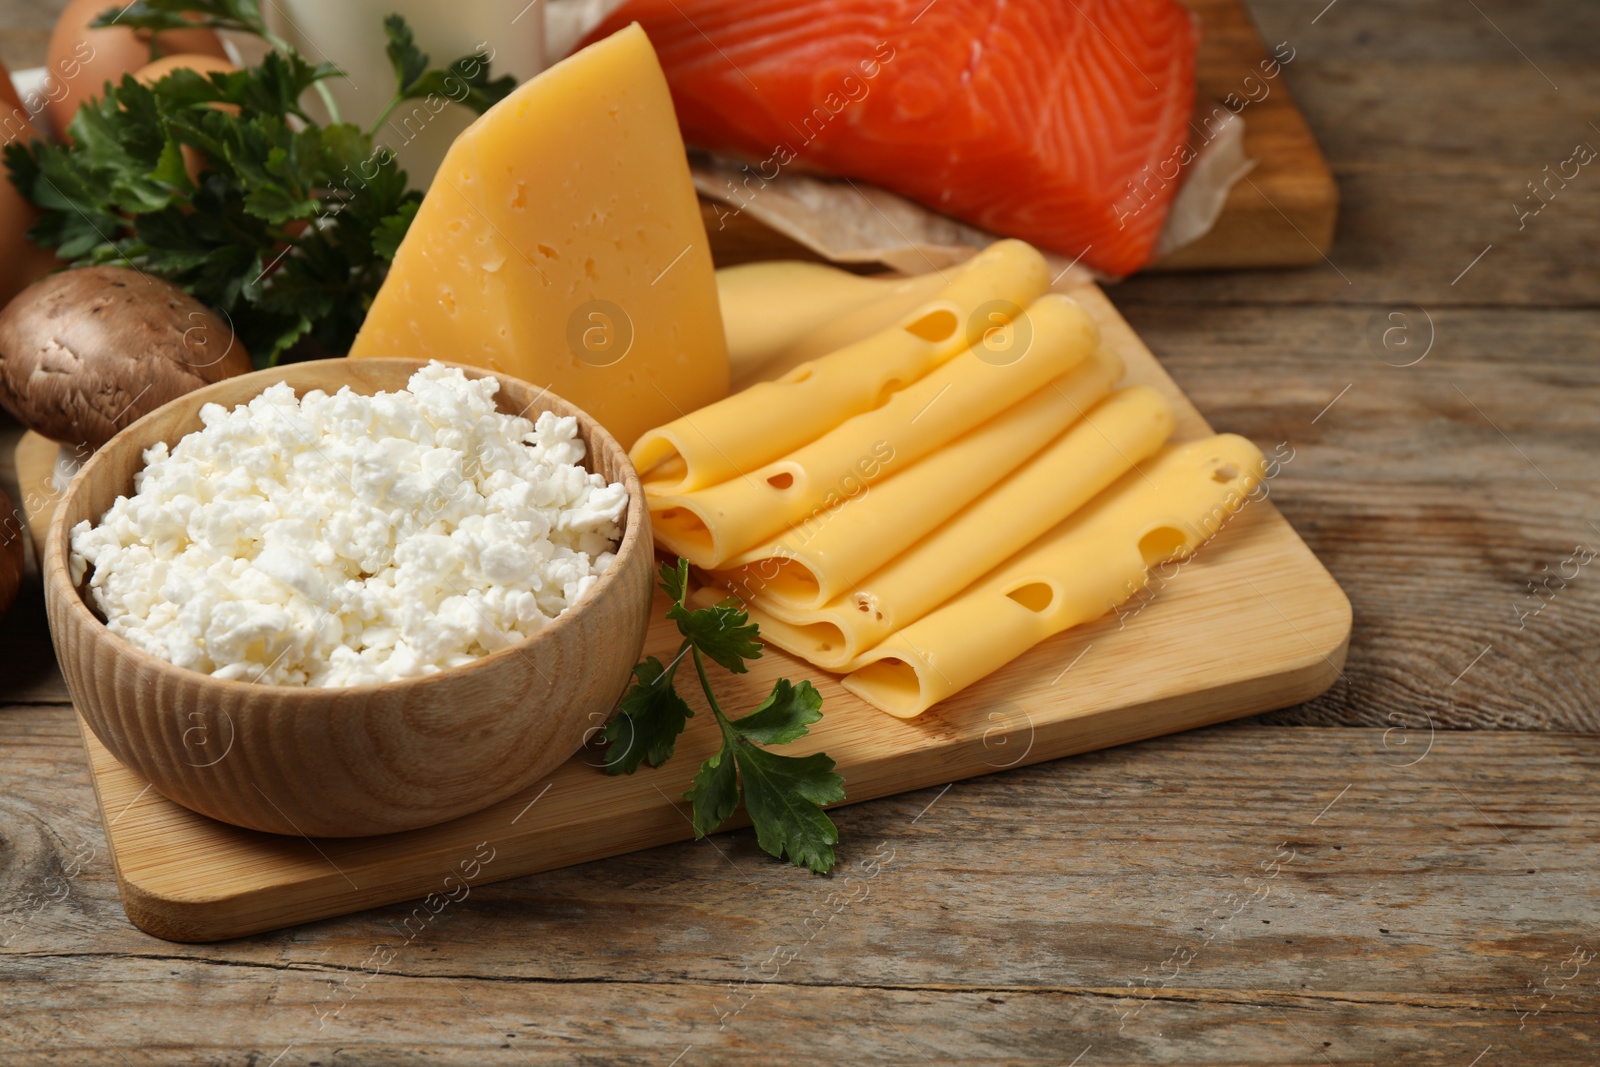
[
  {"x1": 715, "y1": 347, "x2": 1127, "y2": 613},
  {"x1": 632, "y1": 240, "x2": 1049, "y2": 495},
  {"x1": 348, "y1": 24, "x2": 727, "y2": 447},
  {"x1": 650, "y1": 293, "x2": 1099, "y2": 569},
  {"x1": 842, "y1": 434, "x2": 1266, "y2": 717}
]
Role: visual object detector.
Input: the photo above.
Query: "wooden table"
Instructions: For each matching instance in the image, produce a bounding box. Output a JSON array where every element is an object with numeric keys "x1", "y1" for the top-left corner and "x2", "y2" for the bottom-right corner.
[{"x1": 3, "y1": 1, "x2": 1598, "y2": 1063}]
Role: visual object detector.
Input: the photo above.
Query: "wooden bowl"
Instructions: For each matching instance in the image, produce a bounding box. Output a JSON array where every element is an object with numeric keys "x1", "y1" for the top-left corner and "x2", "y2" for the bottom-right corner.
[{"x1": 42, "y1": 359, "x2": 655, "y2": 837}]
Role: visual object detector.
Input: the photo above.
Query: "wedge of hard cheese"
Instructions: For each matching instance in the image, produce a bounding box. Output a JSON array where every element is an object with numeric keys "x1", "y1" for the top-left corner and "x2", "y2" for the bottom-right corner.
[{"x1": 350, "y1": 24, "x2": 728, "y2": 446}]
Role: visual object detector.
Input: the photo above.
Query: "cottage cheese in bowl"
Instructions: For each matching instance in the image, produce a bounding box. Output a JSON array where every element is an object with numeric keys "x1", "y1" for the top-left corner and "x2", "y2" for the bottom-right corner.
[{"x1": 69, "y1": 362, "x2": 628, "y2": 687}]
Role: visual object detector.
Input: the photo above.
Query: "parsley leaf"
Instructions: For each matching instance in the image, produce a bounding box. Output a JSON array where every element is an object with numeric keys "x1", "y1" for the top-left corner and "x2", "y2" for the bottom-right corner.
[
  {"x1": 382, "y1": 15, "x2": 515, "y2": 115},
  {"x1": 689, "y1": 676, "x2": 843, "y2": 874},
  {"x1": 384, "y1": 14, "x2": 433, "y2": 93},
  {"x1": 659, "y1": 559, "x2": 763, "y2": 673},
  {"x1": 687, "y1": 745, "x2": 740, "y2": 837},
  {"x1": 604, "y1": 558, "x2": 844, "y2": 873},
  {"x1": 99, "y1": 0, "x2": 272, "y2": 38},
  {"x1": 729, "y1": 744, "x2": 844, "y2": 875},
  {"x1": 731, "y1": 678, "x2": 823, "y2": 745},
  {"x1": 601, "y1": 655, "x2": 694, "y2": 775},
  {"x1": 658, "y1": 556, "x2": 691, "y2": 605},
  {"x1": 669, "y1": 598, "x2": 762, "y2": 674}
]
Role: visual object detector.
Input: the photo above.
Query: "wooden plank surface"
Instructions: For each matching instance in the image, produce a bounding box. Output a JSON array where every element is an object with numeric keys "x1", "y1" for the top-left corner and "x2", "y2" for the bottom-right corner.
[
  {"x1": 58, "y1": 281, "x2": 1349, "y2": 941},
  {"x1": 1, "y1": 0, "x2": 1597, "y2": 1060},
  {"x1": 4, "y1": 706, "x2": 1598, "y2": 1064},
  {"x1": 701, "y1": 0, "x2": 1340, "y2": 272}
]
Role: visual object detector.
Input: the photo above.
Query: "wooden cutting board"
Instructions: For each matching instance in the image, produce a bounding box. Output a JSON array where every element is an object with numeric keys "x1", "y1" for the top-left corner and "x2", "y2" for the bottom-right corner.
[
  {"x1": 22, "y1": 281, "x2": 1350, "y2": 942},
  {"x1": 702, "y1": 0, "x2": 1338, "y2": 272}
]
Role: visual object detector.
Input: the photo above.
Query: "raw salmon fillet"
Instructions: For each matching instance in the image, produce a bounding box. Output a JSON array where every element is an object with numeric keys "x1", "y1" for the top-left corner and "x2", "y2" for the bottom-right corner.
[{"x1": 580, "y1": 0, "x2": 1199, "y2": 276}]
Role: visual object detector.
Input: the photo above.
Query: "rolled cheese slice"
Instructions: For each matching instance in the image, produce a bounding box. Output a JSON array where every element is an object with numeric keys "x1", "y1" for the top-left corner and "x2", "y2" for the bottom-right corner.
[
  {"x1": 842, "y1": 434, "x2": 1267, "y2": 718},
  {"x1": 718, "y1": 261, "x2": 948, "y2": 384},
  {"x1": 720, "y1": 385, "x2": 1177, "y2": 670},
  {"x1": 652, "y1": 292, "x2": 1099, "y2": 569},
  {"x1": 631, "y1": 238, "x2": 1050, "y2": 495},
  {"x1": 716, "y1": 346, "x2": 1127, "y2": 613}
]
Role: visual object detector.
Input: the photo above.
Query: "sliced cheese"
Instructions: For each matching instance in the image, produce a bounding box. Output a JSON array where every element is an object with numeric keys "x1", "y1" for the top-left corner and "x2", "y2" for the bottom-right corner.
[
  {"x1": 716, "y1": 346, "x2": 1127, "y2": 613},
  {"x1": 722, "y1": 385, "x2": 1177, "y2": 670},
  {"x1": 842, "y1": 434, "x2": 1266, "y2": 718},
  {"x1": 632, "y1": 239, "x2": 1049, "y2": 495},
  {"x1": 651, "y1": 293, "x2": 1099, "y2": 569},
  {"x1": 348, "y1": 24, "x2": 727, "y2": 447},
  {"x1": 719, "y1": 262, "x2": 947, "y2": 383}
]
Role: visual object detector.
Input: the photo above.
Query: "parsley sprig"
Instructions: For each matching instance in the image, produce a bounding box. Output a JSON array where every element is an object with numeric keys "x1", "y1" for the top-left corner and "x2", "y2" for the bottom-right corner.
[
  {"x1": 3, "y1": 1, "x2": 514, "y2": 366},
  {"x1": 604, "y1": 560, "x2": 845, "y2": 874}
]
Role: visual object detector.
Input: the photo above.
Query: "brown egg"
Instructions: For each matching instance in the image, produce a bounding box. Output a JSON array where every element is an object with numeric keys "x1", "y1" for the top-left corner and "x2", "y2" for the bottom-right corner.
[
  {"x1": 0, "y1": 54, "x2": 32, "y2": 128},
  {"x1": 0, "y1": 58, "x2": 61, "y2": 311},
  {"x1": 44, "y1": 0, "x2": 228, "y2": 138},
  {"x1": 134, "y1": 52, "x2": 236, "y2": 87},
  {"x1": 135, "y1": 53, "x2": 238, "y2": 184}
]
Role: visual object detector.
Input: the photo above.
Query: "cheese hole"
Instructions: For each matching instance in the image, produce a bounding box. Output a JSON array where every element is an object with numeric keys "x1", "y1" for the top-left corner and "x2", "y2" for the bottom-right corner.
[
  {"x1": 767, "y1": 472, "x2": 795, "y2": 490},
  {"x1": 1005, "y1": 581, "x2": 1055, "y2": 614},
  {"x1": 1138, "y1": 526, "x2": 1190, "y2": 567},
  {"x1": 1211, "y1": 463, "x2": 1240, "y2": 483},
  {"x1": 795, "y1": 622, "x2": 849, "y2": 664},
  {"x1": 872, "y1": 378, "x2": 904, "y2": 409},
  {"x1": 903, "y1": 307, "x2": 959, "y2": 343},
  {"x1": 750, "y1": 615, "x2": 848, "y2": 666},
  {"x1": 846, "y1": 658, "x2": 925, "y2": 717},
  {"x1": 852, "y1": 595, "x2": 884, "y2": 623}
]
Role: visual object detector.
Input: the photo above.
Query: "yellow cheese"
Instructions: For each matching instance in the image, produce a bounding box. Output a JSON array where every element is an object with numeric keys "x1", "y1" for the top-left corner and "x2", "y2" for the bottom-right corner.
[
  {"x1": 719, "y1": 385, "x2": 1176, "y2": 670},
  {"x1": 631, "y1": 239, "x2": 1049, "y2": 495},
  {"x1": 718, "y1": 262, "x2": 947, "y2": 383},
  {"x1": 650, "y1": 292, "x2": 1098, "y2": 569},
  {"x1": 741, "y1": 274, "x2": 965, "y2": 390},
  {"x1": 842, "y1": 434, "x2": 1266, "y2": 717},
  {"x1": 348, "y1": 24, "x2": 727, "y2": 447},
  {"x1": 716, "y1": 347, "x2": 1126, "y2": 613}
]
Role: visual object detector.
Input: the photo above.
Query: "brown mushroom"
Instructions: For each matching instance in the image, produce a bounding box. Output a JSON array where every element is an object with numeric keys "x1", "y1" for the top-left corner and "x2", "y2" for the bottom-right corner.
[
  {"x1": 0, "y1": 484, "x2": 23, "y2": 622},
  {"x1": 0, "y1": 267, "x2": 252, "y2": 450}
]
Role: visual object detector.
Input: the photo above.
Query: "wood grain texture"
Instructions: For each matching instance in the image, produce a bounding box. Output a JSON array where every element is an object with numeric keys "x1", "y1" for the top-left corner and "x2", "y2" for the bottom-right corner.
[
  {"x1": 12, "y1": 430, "x2": 58, "y2": 563},
  {"x1": 4, "y1": 705, "x2": 1598, "y2": 1065},
  {"x1": 1148, "y1": 0, "x2": 1337, "y2": 271},
  {"x1": 1, "y1": 423, "x2": 74, "y2": 707},
  {"x1": 0, "y1": 0, "x2": 1597, "y2": 1058},
  {"x1": 1116, "y1": 303, "x2": 1600, "y2": 730},
  {"x1": 1115, "y1": 3, "x2": 1600, "y2": 309},
  {"x1": 68, "y1": 283, "x2": 1348, "y2": 941},
  {"x1": 701, "y1": 0, "x2": 1340, "y2": 273},
  {"x1": 44, "y1": 358, "x2": 656, "y2": 837}
]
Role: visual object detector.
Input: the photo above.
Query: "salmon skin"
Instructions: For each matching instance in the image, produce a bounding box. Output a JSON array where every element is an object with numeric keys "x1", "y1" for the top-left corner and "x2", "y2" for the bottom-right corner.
[{"x1": 580, "y1": 0, "x2": 1199, "y2": 277}]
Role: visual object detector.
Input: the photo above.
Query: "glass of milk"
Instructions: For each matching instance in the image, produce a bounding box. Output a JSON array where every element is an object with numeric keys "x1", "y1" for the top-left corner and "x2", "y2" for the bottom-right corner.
[{"x1": 264, "y1": 0, "x2": 546, "y2": 188}]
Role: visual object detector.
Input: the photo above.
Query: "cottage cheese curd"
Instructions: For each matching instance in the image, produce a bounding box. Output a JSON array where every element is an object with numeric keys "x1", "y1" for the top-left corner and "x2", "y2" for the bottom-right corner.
[{"x1": 70, "y1": 363, "x2": 629, "y2": 687}]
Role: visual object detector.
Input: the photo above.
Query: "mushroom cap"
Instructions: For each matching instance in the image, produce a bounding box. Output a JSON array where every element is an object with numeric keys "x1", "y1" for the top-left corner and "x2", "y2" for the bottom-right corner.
[{"x1": 0, "y1": 266, "x2": 252, "y2": 450}]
